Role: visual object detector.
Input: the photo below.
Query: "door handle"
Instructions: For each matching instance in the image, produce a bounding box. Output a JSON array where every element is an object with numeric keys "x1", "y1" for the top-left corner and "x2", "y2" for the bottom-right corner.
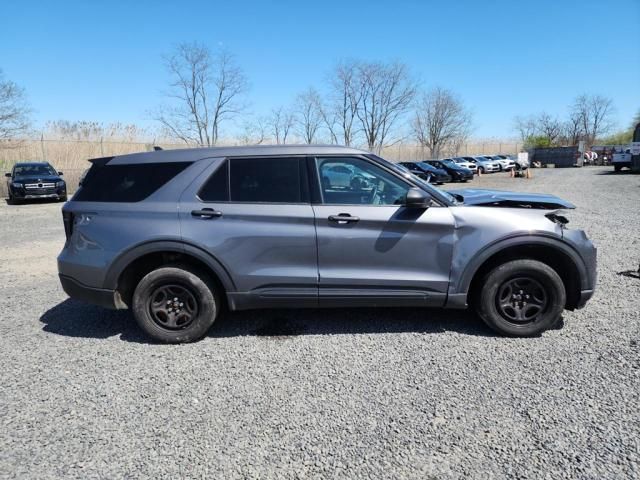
[
  {"x1": 328, "y1": 213, "x2": 360, "y2": 224},
  {"x1": 191, "y1": 208, "x2": 222, "y2": 219}
]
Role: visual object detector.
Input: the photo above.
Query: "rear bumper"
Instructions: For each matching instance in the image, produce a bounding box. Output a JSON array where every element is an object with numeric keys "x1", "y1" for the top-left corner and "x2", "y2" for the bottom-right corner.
[{"x1": 59, "y1": 274, "x2": 120, "y2": 309}]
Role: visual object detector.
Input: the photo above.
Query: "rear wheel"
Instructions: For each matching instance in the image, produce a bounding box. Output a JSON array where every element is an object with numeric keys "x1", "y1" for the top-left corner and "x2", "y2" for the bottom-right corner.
[
  {"x1": 475, "y1": 259, "x2": 565, "y2": 337},
  {"x1": 132, "y1": 266, "x2": 219, "y2": 343}
]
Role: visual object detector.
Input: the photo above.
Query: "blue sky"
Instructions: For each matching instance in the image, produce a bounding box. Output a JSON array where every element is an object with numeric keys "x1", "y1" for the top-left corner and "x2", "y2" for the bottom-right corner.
[{"x1": 1, "y1": 0, "x2": 639, "y2": 139}]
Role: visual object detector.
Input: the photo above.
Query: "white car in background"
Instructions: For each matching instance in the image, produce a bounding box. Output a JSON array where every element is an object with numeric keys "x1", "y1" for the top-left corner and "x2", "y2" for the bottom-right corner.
[
  {"x1": 450, "y1": 157, "x2": 478, "y2": 173},
  {"x1": 467, "y1": 156, "x2": 500, "y2": 173},
  {"x1": 483, "y1": 155, "x2": 516, "y2": 171}
]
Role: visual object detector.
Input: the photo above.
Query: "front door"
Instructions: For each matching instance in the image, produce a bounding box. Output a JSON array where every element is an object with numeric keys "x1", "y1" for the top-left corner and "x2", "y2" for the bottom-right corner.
[{"x1": 312, "y1": 156, "x2": 455, "y2": 307}]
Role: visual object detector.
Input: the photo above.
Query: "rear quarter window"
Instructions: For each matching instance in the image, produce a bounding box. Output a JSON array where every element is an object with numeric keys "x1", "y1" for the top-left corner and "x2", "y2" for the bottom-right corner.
[{"x1": 73, "y1": 162, "x2": 191, "y2": 202}]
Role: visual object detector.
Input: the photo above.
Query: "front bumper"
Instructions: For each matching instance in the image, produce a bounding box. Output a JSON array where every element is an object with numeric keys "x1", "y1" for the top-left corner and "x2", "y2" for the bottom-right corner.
[
  {"x1": 435, "y1": 175, "x2": 452, "y2": 183},
  {"x1": 563, "y1": 229, "x2": 598, "y2": 309},
  {"x1": 10, "y1": 185, "x2": 66, "y2": 199},
  {"x1": 575, "y1": 289, "x2": 594, "y2": 309},
  {"x1": 454, "y1": 172, "x2": 474, "y2": 181},
  {"x1": 59, "y1": 274, "x2": 120, "y2": 309}
]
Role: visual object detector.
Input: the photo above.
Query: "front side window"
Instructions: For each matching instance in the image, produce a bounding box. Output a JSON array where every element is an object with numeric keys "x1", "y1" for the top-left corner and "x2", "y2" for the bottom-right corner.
[
  {"x1": 229, "y1": 157, "x2": 304, "y2": 203},
  {"x1": 316, "y1": 157, "x2": 410, "y2": 205}
]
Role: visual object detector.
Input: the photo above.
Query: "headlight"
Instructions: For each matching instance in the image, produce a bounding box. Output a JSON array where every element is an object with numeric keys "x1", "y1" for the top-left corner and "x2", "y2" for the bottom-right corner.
[
  {"x1": 11, "y1": 182, "x2": 23, "y2": 188},
  {"x1": 56, "y1": 181, "x2": 66, "y2": 188}
]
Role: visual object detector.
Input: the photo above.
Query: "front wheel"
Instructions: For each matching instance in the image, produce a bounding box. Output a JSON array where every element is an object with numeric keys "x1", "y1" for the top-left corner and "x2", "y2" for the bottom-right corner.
[
  {"x1": 478, "y1": 167, "x2": 485, "y2": 174},
  {"x1": 475, "y1": 259, "x2": 566, "y2": 337},
  {"x1": 132, "y1": 266, "x2": 219, "y2": 343}
]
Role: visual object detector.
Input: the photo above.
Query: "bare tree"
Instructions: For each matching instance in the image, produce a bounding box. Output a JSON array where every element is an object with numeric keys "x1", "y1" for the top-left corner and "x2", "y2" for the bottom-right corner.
[
  {"x1": 155, "y1": 42, "x2": 247, "y2": 146},
  {"x1": 294, "y1": 87, "x2": 323, "y2": 144},
  {"x1": 561, "y1": 110, "x2": 584, "y2": 146},
  {"x1": 268, "y1": 107, "x2": 296, "y2": 144},
  {"x1": 238, "y1": 117, "x2": 267, "y2": 145},
  {"x1": 572, "y1": 94, "x2": 615, "y2": 145},
  {"x1": 0, "y1": 69, "x2": 31, "y2": 141},
  {"x1": 536, "y1": 112, "x2": 563, "y2": 145},
  {"x1": 513, "y1": 115, "x2": 538, "y2": 143},
  {"x1": 412, "y1": 87, "x2": 473, "y2": 158},
  {"x1": 356, "y1": 62, "x2": 417, "y2": 152},
  {"x1": 321, "y1": 60, "x2": 363, "y2": 146}
]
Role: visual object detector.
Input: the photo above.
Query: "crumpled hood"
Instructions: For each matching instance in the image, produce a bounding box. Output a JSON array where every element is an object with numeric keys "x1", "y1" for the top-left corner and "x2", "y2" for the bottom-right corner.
[{"x1": 448, "y1": 188, "x2": 576, "y2": 209}]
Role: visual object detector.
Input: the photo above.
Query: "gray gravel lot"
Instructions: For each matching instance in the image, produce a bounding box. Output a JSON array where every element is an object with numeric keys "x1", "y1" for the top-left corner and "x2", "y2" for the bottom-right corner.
[{"x1": 0, "y1": 166, "x2": 638, "y2": 479}]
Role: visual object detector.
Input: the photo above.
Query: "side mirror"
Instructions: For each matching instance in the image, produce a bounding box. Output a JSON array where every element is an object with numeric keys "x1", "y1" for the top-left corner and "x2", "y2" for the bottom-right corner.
[
  {"x1": 58, "y1": 171, "x2": 64, "y2": 176},
  {"x1": 405, "y1": 187, "x2": 432, "y2": 208},
  {"x1": 5, "y1": 173, "x2": 11, "y2": 178}
]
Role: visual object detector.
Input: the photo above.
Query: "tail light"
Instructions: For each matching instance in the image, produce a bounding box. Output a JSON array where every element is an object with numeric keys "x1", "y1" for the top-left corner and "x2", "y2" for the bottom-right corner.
[{"x1": 62, "y1": 211, "x2": 74, "y2": 241}]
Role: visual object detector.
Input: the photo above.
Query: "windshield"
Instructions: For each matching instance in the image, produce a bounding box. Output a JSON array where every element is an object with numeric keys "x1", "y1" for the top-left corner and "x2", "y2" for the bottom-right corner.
[
  {"x1": 13, "y1": 164, "x2": 56, "y2": 176},
  {"x1": 367, "y1": 155, "x2": 457, "y2": 204},
  {"x1": 441, "y1": 160, "x2": 457, "y2": 168}
]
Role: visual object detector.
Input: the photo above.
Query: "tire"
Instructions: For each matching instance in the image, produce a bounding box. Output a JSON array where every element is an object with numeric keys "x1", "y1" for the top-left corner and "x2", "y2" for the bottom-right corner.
[
  {"x1": 475, "y1": 259, "x2": 566, "y2": 337},
  {"x1": 614, "y1": 165, "x2": 621, "y2": 172},
  {"x1": 479, "y1": 167, "x2": 485, "y2": 174},
  {"x1": 132, "y1": 265, "x2": 219, "y2": 343}
]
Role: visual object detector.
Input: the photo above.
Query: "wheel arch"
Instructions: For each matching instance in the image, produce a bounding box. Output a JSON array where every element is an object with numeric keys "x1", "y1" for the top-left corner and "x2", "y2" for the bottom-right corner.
[
  {"x1": 104, "y1": 240, "x2": 236, "y2": 308},
  {"x1": 452, "y1": 236, "x2": 588, "y2": 311}
]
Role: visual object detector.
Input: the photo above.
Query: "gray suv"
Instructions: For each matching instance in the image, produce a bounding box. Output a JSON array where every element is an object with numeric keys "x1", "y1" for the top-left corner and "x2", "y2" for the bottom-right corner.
[{"x1": 58, "y1": 145, "x2": 596, "y2": 343}]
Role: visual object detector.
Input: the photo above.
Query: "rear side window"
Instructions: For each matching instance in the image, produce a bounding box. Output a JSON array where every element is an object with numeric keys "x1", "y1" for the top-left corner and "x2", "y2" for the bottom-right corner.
[
  {"x1": 74, "y1": 162, "x2": 191, "y2": 202},
  {"x1": 229, "y1": 157, "x2": 305, "y2": 203}
]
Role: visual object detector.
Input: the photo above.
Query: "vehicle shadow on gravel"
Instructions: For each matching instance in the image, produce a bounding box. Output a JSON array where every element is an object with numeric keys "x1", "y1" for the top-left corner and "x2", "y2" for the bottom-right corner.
[
  {"x1": 596, "y1": 170, "x2": 640, "y2": 175},
  {"x1": 40, "y1": 299, "x2": 497, "y2": 343}
]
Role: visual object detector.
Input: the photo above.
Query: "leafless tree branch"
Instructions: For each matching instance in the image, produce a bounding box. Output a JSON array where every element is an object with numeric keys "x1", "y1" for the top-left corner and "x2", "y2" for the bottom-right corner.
[
  {"x1": 154, "y1": 43, "x2": 247, "y2": 146},
  {"x1": 412, "y1": 87, "x2": 473, "y2": 158},
  {"x1": 0, "y1": 69, "x2": 32, "y2": 142}
]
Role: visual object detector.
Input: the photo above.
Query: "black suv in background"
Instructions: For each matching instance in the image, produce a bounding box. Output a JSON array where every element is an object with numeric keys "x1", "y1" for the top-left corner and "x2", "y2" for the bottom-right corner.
[
  {"x1": 5, "y1": 162, "x2": 67, "y2": 204},
  {"x1": 424, "y1": 160, "x2": 474, "y2": 182},
  {"x1": 398, "y1": 161, "x2": 451, "y2": 184}
]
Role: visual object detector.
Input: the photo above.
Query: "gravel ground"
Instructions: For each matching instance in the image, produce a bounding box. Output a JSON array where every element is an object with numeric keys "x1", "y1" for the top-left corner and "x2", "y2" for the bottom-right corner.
[{"x1": 0, "y1": 166, "x2": 638, "y2": 479}]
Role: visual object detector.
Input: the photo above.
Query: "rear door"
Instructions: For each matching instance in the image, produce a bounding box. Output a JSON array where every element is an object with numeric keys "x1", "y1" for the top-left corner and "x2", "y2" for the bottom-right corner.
[
  {"x1": 310, "y1": 156, "x2": 455, "y2": 307},
  {"x1": 179, "y1": 156, "x2": 318, "y2": 308}
]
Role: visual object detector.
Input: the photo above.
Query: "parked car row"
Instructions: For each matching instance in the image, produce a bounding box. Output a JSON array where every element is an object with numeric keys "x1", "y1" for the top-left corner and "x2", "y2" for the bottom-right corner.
[
  {"x1": 398, "y1": 161, "x2": 474, "y2": 184},
  {"x1": 398, "y1": 154, "x2": 522, "y2": 184}
]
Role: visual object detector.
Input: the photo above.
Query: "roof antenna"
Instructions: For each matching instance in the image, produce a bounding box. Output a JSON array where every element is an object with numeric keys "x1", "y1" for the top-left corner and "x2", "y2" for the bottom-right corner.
[{"x1": 153, "y1": 146, "x2": 163, "y2": 151}]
